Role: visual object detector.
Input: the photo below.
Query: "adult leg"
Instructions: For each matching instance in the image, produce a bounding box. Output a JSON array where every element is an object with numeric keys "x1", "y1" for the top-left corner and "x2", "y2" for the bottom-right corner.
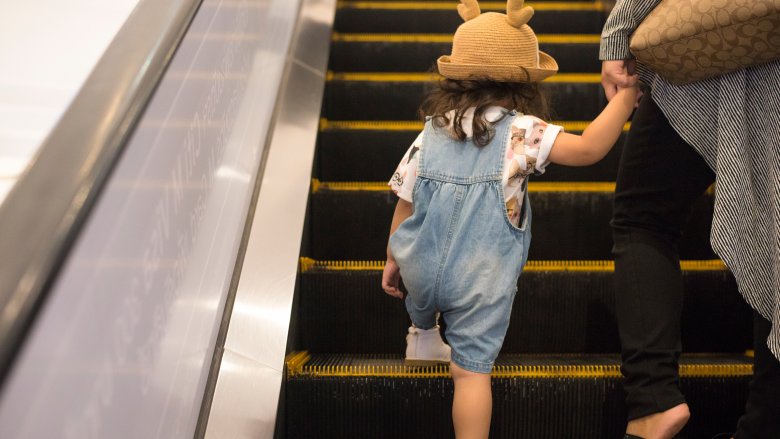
[
  {"x1": 450, "y1": 363, "x2": 492, "y2": 439},
  {"x1": 611, "y1": 93, "x2": 715, "y2": 437},
  {"x1": 734, "y1": 312, "x2": 780, "y2": 438}
]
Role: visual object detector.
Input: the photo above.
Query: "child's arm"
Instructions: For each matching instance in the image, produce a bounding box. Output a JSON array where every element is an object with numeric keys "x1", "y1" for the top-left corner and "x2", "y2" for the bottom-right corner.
[
  {"x1": 382, "y1": 199, "x2": 413, "y2": 299},
  {"x1": 547, "y1": 85, "x2": 639, "y2": 166}
]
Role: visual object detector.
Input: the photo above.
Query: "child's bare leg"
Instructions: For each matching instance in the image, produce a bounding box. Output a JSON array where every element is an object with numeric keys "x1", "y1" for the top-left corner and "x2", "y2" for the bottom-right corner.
[
  {"x1": 625, "y1": 403, "x2": 690, "y2": 439},
  {"x1": 451, "y1": 362, "x2": 492, "y2": 439}
]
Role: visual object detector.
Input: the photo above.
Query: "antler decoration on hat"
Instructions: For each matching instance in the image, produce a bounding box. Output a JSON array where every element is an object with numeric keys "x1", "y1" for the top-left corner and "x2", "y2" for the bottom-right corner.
[
  {"x1": 506, "y1": 0, "x2": 534, "y2": 28},
  {"x1": 457, "y1": 0, "x2": 481, "y2": 21}
]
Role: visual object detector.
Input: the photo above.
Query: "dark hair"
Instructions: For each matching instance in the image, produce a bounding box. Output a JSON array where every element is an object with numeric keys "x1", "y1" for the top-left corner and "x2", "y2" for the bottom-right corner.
[{"x1": 418, "y1": 72, "x2": 549, "y2": 147}]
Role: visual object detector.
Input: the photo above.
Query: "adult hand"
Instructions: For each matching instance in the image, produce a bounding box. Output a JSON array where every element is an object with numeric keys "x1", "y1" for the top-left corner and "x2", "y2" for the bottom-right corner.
[{"x1": 601, "y1": 59, "x2": 639, "y2": 101}]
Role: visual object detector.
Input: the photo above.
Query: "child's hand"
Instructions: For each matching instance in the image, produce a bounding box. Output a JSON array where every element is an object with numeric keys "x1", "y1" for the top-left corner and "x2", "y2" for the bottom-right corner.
[{"x1": 382, "y1": 258, "x2": 404, "y2": 299}]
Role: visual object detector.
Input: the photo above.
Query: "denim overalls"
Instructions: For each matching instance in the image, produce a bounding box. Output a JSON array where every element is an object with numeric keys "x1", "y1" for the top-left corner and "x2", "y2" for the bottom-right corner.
[{"x1": 389, "y1": 112, "x2": 532, "y2": 373}]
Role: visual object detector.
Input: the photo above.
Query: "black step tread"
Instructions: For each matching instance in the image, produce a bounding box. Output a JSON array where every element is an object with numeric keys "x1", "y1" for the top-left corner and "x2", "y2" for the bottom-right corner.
[
  {"x1": 307, "y1": 182, "x2": 716, "y2": 260},
  {"x1": 296, "y1": 259, "x2": 751, "y2": 354},
  {"x1": 328, "y1": 38, "x2": 600, "y2": 73},
  {"x1": 323, "y1": 76, "x2": 605, "y2": 121},
  {"x1": 335, "y1": 3, "x2": 606, "y2": 34},
  {"x1": 285, "y1": 352, "x2": 751, "y2": 439},
  {"x1": 316, "y1": 133, "x2": 624, "y2": 182},
  {"x1": 316, "y1": 121, "x2": 625, "y2": 181}
]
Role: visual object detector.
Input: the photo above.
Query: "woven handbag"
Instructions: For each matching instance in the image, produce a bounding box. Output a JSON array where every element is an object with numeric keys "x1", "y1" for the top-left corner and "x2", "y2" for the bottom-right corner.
[{"x1": 629, "y1": 0, "x2": 780, "y2": 85}]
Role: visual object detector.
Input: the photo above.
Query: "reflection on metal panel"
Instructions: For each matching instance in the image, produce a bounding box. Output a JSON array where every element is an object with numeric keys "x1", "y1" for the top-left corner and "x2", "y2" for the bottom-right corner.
[
  {"x1": 0, "y1": 0, "x2": 141, "y2": 206},
  {"x1": 0, "y1": 0, "x2": 301, "y2": 437},
  {"x1": 204, "y1": 0, "x2": 336, "y2": 436}
]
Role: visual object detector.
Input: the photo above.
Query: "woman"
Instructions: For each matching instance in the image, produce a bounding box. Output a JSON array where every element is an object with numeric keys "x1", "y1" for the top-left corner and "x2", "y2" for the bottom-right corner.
[{"x1": 599, "y1": 1, "x2": 780, "y2": 438}]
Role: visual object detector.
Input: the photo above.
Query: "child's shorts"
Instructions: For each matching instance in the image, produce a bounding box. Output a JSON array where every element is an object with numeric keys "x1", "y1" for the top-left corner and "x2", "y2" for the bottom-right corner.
[{"x1": 405, "y1": 282, "x2": 519, "y2": 374}]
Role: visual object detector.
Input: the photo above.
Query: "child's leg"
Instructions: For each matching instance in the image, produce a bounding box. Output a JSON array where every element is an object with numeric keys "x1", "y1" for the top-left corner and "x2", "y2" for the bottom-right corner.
[{"x1": 451, "y1": 362, "x2": 491, "y2": 439}]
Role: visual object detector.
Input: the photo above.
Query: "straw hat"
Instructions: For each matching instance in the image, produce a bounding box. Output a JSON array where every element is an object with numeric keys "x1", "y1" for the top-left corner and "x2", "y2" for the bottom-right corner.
[{"x1": 438, "y1": 0, "x2": 559, "y2": 82}]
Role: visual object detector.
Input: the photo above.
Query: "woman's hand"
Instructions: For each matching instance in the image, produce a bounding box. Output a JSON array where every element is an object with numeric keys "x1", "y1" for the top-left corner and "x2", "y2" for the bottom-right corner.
[
  {"x1": 602, "y1": 59, "x2": 640, "y2": 103},
  {"x1": 382, "y1": 258, "x2": 404, "y2": 299}
]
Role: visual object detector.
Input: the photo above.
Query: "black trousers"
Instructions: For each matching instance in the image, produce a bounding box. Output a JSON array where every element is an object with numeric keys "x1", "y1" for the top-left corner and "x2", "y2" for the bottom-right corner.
[{"x1": 612, "y1": 93, "x2": 780, "y2": 437}]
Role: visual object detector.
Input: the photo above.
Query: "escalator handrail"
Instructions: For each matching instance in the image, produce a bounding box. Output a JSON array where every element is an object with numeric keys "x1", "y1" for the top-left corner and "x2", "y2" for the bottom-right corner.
[{"x1": 0, "y1": 0, "x2": 204, "y2": 385}]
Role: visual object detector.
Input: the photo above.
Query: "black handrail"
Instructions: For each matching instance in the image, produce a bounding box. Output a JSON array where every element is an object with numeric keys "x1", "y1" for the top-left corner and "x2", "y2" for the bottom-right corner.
[{"x1": 0, "y1": 0, "x2": 204, "y2": 386}]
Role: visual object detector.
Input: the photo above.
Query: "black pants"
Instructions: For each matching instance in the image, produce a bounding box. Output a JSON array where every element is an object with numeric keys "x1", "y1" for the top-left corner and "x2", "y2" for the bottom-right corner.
[
  {"x1": 735, "y1": 313, "x2": 780, "y2": 438},
  {"x1": 612, "y1": 94, "x2": 780, "y2": 436}
]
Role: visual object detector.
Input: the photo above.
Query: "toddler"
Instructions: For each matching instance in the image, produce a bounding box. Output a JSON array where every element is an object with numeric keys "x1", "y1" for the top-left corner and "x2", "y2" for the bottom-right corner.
[{"x1": 381, "y1": 0, "x2": 638, "y2": 437}]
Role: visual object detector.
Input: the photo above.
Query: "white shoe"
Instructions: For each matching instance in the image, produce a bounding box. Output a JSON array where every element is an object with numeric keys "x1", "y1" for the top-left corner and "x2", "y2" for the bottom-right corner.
[{"x1": 405, "y1": 325, "x2": 451, "y2": 365}]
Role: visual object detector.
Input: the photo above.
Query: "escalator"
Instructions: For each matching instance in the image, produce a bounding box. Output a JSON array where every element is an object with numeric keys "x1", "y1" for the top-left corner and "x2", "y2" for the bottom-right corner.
[{"x1": 283, "y1": 1, "x2": 755, "y2": 437}]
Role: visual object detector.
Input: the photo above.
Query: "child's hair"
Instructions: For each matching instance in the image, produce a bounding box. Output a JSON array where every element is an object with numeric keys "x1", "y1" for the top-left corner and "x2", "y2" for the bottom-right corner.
[{"x1": 419, "y1": 71, "x2": 549, "y2": 147}]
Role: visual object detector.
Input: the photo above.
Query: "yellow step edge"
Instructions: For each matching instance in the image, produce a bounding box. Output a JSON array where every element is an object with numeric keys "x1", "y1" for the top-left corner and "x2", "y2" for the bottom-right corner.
[
  {"x1": 337, "y1": 1, "x2": 606, "y2": 12},
  {"x1": 311, "y1": 179, "x2": 617, "y2": 193},
  {"x1": 299, "y1": 257, "x2": 729, "y2": 273},
  {"x1": 332, "y1": 32, "x2": 602, "y2": 44},
  {"x1": 321, "y1": 119, "x2": 425, "y2": 131},
  {"x1": 320, "y1": 119, "x2": 630, "y2": 133},
  {"x1": 327, "y1": 71, "x2": 601, "y2": 83},
  {"x1": 285, "y1": 351, "x2": 751, "y2": 379},
  {"x1": 285, "y1": 351, "x2": 312, "y2": 377}
]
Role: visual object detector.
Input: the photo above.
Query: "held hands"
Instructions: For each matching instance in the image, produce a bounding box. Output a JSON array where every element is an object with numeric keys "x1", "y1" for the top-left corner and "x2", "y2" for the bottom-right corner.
[
  {"x1": 382, "y1": 257, "x2": 404, "y2": 299},
  {"x1": 601, "y1": 59, "x2": 642, "y2": 105},
  {"x1": 547, "y1": 60, "x2": 642, "y2": 167}
]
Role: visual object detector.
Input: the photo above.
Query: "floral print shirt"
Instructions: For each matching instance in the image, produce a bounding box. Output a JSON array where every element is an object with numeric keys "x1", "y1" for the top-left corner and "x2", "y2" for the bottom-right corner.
[{"x1": 389, "y1": 107, "x2": 563, "y2": 226}]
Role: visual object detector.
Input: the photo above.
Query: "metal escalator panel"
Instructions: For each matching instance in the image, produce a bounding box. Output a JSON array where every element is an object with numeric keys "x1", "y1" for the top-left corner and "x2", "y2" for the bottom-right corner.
[{"x1": 0, "y1": 0, "x2": 304, "y2": 437}]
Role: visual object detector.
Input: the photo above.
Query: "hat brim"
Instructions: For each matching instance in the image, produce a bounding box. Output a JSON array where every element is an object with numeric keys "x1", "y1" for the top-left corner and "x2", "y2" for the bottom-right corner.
[{"x1": 437, "y1": 51, "x2": 559, "y2": 82}]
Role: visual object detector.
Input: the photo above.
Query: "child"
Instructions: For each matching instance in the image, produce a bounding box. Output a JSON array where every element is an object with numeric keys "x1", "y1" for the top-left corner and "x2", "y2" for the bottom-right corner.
[{"x1": 381, "y1": 0, "x2": 639, "y2": 437}]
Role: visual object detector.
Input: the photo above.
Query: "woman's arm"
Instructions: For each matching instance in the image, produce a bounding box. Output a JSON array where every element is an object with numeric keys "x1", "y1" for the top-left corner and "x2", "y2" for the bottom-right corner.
[
  {"x1": 600, "y1": 0, "x2": 662, "y2": 61},
  {"x1": 600, "y1": 0, "x2": 660, "y2": 99},
  {"x1": 547, "y1": 86, "x2": 638, "y2": 166}
]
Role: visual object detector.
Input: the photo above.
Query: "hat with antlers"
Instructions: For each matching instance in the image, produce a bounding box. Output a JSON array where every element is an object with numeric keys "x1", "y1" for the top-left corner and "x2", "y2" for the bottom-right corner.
[{"x1": 437, "y1": 0, "x2": 558, "y2": 82}]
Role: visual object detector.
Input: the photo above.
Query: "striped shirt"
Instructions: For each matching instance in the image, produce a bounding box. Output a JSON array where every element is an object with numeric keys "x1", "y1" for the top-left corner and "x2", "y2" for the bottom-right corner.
[{"x1": 601, "y1": 0, "x2": 780, "y2": 359}]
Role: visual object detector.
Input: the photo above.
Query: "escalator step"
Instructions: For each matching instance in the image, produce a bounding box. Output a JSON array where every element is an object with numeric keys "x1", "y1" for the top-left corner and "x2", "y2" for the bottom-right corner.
[
  {"x1": 329, "y1": 35, "x2": 601, "y2": 72},
  {"x1": 307, "y1": 181, "x2": 716, "y2": 260},
  {"x1": 285, "y1": 352, "x2": 752, "y2": 439},
  {"x1": 296, "y1": 259, "x2": 751, "y2": 353},
  {"x1": 335, "y1": 2, "x2": 606, "y2": 34},
  {"x1": 316, "y1": 120, "x2": 625, "y2": 181},
  {"x1": 323, "y1": 73, "x2": 606, "y2": 120}
]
